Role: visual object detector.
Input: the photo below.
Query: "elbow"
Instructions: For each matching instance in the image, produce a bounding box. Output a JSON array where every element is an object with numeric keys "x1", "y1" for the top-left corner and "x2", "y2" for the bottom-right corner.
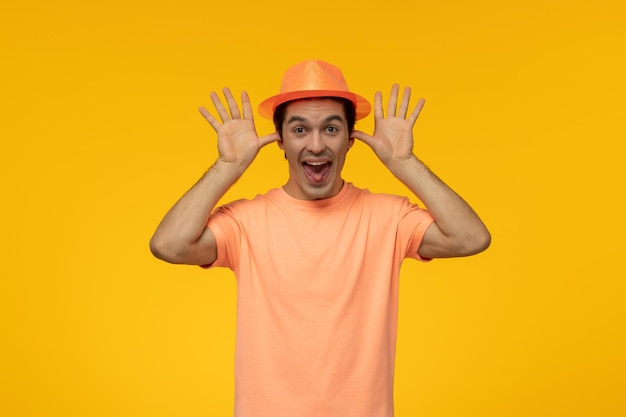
[
  {"x1": 149, "y1": 233, "x2": 185, "y2": 264},
  {"x1": 465, "y1": 226, "x2": 491, "y2": 256},
  {"x1": 150, "y1": 226, "x2": 216, "y2": 266},
  {"x1": 447, "y1": 226, "x2": 491, "y2": 258},
  {"x1": 420, "y1": 222, "x2": 491, "y2": 259},
  {"x1": 149, "y1": 235, "x2": 165, "y2": 260},
  {"x1": 149, "y1": 234, "x2": 169, "y2": 262},
  {"x1": 477, "y1": 231, "x2": 491, "y2": 253}
]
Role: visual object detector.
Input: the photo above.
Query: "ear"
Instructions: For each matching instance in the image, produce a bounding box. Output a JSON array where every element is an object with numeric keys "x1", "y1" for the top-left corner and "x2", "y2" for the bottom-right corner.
[
  {"x1": 348, "y1": 137, "x2": 355, "y2": 149},
  {"x1": 277, "y1": 139, "x2": 284, "y2": 150}
]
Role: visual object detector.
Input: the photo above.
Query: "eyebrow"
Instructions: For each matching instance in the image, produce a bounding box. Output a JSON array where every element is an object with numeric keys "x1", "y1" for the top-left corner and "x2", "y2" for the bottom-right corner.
[{"x1": 286, "y1": 114, "x2": 345, "y2": 125}]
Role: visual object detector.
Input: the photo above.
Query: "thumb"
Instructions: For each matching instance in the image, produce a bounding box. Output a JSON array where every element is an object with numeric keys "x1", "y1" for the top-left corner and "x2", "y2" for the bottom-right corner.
[
  {"x1": 258, "y1": 131, "x2": 281, "y2": 148},
  {"x1": 351, "y1": 130, "x2": 374, "y2": 148}
]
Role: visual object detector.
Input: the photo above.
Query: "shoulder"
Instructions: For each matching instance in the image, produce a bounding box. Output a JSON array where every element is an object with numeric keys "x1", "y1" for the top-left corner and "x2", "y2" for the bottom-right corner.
[
  {"x1": 212, "y1": 188, "x2": 281, "y2": 217},
  {"x1": 347, "y1": 184, "x2": 433, "y2": 226},
  {"x1": 347, "y1": 183, "x2": 415, "y2": 209}
]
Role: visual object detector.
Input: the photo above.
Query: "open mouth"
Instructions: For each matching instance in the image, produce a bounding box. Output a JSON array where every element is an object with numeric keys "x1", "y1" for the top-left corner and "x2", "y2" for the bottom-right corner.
[{"x1": 302, "y1": 160, "x2": 332, "y2": 184}]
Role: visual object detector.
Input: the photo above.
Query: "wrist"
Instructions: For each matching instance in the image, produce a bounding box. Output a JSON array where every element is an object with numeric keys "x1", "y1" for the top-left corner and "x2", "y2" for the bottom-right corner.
[
  {"x1": 212, "y1": 157, "x2": 249, "y2": 178},
  {"x1": 387, "y1": 155, "x2": 421, "y2": 178}
]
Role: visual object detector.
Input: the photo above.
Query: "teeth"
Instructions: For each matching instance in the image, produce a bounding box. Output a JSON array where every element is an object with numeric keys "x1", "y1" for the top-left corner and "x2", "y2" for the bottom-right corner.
[{"x1": 305, "y1": 161, "x2": 327, "y2": 166}]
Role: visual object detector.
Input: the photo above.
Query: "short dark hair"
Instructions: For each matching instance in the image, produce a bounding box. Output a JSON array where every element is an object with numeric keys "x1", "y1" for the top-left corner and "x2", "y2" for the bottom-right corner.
[{"x1": 273, "y1": 97, "x2": 356, "y2": 139}]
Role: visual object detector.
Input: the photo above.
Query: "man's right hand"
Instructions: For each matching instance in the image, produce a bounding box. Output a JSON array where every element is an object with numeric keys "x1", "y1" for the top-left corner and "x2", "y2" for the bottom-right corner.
[
  {"x1": 150, "y1": 89, "x2": 278, "y2": 265},
  {"x1": 199, "y1": 88, "x2": 279, "y2": 173}
]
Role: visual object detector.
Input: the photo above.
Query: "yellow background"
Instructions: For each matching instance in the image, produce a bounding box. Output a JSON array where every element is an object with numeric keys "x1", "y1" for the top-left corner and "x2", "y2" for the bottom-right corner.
[{"x1": 2, "y1": 0, "x2": 625, "y2": 416}]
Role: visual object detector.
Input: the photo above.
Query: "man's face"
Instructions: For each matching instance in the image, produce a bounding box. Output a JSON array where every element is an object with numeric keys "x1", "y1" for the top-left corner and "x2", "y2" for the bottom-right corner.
[{"x1": 279, "y1": 98, "x2": 354, "y2": 200}]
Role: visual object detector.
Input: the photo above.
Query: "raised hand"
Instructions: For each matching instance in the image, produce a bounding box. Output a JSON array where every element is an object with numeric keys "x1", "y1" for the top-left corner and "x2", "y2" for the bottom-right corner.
[
  {"x1": 199, "y1": 88, "x2": 279, "y2": 171},
  {"x1": 352, "y1": 84, "x2": 425, "y2": 171},
  {"x1": 150, "y1": 89, "x2": 279, "y2": 265}
]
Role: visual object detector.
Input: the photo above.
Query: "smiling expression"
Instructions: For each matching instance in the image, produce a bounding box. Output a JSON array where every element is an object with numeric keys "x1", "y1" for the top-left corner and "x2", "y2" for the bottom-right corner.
[{"x1": 278, "y1": 99, "x2": 354, "y2": 200}]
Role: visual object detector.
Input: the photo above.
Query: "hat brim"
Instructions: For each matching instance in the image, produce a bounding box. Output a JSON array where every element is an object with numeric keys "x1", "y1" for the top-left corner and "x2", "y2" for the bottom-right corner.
[{"x1": 258, "y1": 90, "x2": 371, "y2": 121}]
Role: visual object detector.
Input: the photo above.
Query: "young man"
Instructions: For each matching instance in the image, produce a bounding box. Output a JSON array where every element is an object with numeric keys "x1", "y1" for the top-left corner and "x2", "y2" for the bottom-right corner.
[{"x1": 150, "y1": 60, "x2": 490, "y2": 417}]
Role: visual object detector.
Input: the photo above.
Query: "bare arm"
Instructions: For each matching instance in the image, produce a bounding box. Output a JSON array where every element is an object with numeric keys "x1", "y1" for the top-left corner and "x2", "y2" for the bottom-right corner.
[
  {"x1": 150, "y1": 88, "x2": 279, "y2": 265},
  {"x1": 352, "y1": 85, "x2": 490, "y2": 259}
]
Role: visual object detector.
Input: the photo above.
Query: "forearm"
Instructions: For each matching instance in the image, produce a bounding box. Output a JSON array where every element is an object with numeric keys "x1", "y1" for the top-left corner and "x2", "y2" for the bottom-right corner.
[
  {"x1": 149, "y1": 160, "x2": 242, "y2": 263},
  {"x1": 389, "y1": 156, "x2": 490, "y2": 256}
]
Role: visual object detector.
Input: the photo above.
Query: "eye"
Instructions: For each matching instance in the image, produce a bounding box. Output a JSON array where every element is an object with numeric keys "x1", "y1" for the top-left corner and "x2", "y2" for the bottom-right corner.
[
  {"x1": 293, "y1": 126, "x2": 306, "y2": 135},
  {"x1": 325, "y1": 125, "x2": 339, "y2": 134}
]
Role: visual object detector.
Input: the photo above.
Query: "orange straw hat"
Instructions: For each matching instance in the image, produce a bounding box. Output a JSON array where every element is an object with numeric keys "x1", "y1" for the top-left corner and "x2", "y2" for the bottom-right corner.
[{"x1": 258, "y1": 60, "x2": 371, "y2": 120}]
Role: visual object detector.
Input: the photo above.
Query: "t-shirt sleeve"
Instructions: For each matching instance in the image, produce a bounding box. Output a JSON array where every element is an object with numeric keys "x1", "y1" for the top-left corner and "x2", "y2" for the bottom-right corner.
[
  {"x1": 204, "y1": 203, "x2": 244, "y2": 270},
  {"x1": 397, "y1": 200, "x2": 435, "y2": 262}
]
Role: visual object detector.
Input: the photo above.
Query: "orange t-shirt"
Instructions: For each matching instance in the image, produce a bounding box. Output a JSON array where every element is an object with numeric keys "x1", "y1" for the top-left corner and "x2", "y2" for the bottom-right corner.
[{"x1": 207, "y1": 183, "x2": 434, "y2": 417}]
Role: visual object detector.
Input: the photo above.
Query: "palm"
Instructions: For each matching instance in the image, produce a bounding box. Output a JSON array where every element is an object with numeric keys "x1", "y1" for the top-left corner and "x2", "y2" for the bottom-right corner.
[
  {"x1": 370, "y1": 116, "x2": 415, "y2": 163},
  {"x1": 215, "y1": 119, "x2": 261, "y2": 165},
  {"x1": 352, "y1": 85, "x2": 425, "y2": 166},
  {"x1": 199, "y1": 88, "x2": 278, "y2": 169}
]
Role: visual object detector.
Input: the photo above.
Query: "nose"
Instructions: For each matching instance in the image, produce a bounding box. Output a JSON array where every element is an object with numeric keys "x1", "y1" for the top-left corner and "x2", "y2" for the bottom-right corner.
[{"x1": 306, "y1": 130, "x2": 325, "y2": 154}]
